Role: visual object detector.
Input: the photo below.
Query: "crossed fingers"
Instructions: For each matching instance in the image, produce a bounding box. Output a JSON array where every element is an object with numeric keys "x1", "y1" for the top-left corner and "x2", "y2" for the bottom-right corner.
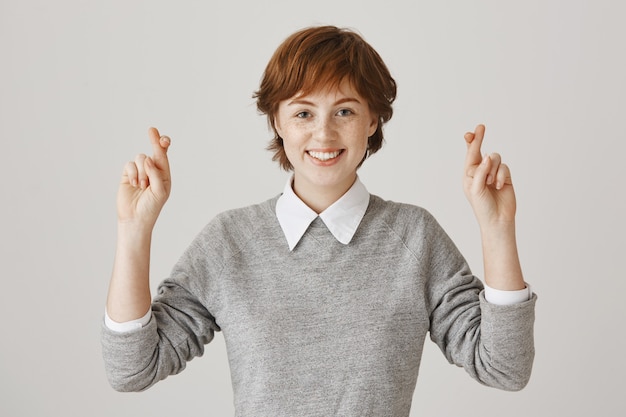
[
  {"x1": 464, "y1": 125, "x2": 512, "y2": 190},
  {"x1": 122, "y1": 127, "x2": 171, "y2": 191}
]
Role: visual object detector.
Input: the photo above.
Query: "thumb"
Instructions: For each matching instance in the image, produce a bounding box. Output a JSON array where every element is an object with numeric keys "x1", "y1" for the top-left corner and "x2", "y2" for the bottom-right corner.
[
  {"x1": 470, "y1": 154, "x2": 491, "y2": 195},
  {"x1": 144, "y1": 156, "x2": 170, "y2": 200}
]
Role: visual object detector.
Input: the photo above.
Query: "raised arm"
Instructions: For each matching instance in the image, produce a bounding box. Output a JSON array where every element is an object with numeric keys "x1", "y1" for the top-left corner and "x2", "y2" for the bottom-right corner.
[
  {"x1": 462, "y1": 124, "x2": 525, "y2": 291},
  {"x1": 106, "y1": 127, "x2": 172, "y2": 322}
]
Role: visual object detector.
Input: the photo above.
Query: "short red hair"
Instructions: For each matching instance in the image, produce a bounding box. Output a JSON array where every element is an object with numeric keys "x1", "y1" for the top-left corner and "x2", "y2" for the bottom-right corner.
[{"x1": 254, "y1": 26, "x2": 397, "y2": 170}]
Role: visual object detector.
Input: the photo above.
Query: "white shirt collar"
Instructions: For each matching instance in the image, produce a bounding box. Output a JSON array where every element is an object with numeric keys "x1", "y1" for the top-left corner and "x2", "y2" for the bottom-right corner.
[{"x1": 275, "y1": 176, "x2": 370, "y2": 251}]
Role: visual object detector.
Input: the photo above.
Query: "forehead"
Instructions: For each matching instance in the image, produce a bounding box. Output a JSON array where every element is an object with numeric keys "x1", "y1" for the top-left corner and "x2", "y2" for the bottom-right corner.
[{"x1": 286, "y1": 79, "x2": 365, "y2": 104}]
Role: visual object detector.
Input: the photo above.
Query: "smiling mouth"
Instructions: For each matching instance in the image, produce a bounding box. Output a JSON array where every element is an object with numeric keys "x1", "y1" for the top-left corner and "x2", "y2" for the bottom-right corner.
[{"x1": 307, "y1": 150, "x2": 344, "y2": 161}]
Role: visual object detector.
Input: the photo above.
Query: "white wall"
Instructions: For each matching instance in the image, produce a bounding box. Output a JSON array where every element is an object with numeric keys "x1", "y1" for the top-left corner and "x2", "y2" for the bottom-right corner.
[{"x1": 1, "y1": 0, "x2": 624, "y2": 415}]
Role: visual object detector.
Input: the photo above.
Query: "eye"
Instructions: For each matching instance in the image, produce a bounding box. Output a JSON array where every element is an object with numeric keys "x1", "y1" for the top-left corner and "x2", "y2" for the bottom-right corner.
[
  {"x1": 296, "y1": 111, "x2": 311, "y2": 119},
  {"x1": 337, "y1": 108, "x2": 353, "y2": 117}
]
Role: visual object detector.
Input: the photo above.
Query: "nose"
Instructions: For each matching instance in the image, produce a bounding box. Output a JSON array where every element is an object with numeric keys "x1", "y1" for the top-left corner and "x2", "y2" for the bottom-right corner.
[{"x1": 313, "y1": 116, "x2": 337, "y2": 143}]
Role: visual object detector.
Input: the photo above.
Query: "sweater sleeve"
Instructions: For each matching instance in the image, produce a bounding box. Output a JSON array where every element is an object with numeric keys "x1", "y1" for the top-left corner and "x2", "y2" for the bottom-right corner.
[
  {"x1": 423, "y1": 213, "x2": 536, "y2": 391},
  {"x1": 101, "y1": 221, "x2": 224, "y2": 392},
  {"x1": 101, "y1": 282, "x2": 220, "y2": 392}
]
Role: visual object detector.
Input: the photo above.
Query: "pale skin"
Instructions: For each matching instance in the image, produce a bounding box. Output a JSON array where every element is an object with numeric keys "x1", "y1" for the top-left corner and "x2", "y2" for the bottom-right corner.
[
  {"x1": 106, "y1": 127, "x2": 171, "y2": 322},
  {"x1": 106, "y1": 93, "x2": 524, "y2": 323},
  {"x1": 274, "y1": 81, "x2": 378, "y2": 213},
  {"x1": 463, "y1": 124, "x2": 525, "y2": 291}
]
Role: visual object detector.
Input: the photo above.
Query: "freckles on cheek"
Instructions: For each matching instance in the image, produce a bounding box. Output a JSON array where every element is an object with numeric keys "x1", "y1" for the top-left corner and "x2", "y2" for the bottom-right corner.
[{"x1": 282, "y1": 140, "x2": 300, "y2": 160}]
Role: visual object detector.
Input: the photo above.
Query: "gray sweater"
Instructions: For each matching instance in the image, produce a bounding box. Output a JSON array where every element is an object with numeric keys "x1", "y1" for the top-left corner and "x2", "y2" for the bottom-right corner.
[{"x1": 101, "y1": 194, "x2": 536, "y2": 416}]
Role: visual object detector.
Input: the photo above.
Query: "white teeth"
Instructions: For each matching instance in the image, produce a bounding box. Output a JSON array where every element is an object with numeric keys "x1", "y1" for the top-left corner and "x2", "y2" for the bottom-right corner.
[{"x1": 308, "y1": 150, "x2": 342, "y2": 161}]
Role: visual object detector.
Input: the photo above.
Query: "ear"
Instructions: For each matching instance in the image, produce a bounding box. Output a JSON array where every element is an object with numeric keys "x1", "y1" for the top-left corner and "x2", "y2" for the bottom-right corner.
[
  {"x1": 368, "y1": 115, "x2": 378, "y2": 138},
  {"x1": 273, "y1": 116, "x2": 283, "y2": 137}
]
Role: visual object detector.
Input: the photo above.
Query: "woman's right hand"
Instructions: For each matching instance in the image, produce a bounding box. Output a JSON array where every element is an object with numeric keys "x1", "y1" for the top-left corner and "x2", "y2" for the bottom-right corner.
[{"x1": 117, "y1": 127, "x2": 172, "y2": 228}]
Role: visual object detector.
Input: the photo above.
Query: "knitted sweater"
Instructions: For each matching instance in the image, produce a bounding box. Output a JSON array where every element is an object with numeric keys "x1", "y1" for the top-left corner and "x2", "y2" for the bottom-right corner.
[{"x1": 101, "y1": 194, "x2": 536, "y2": 416}]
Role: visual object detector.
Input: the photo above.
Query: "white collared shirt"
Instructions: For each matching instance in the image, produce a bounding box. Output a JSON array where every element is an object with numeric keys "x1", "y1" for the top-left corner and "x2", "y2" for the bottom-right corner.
[{"x1": 275, "y1": 176, "x2": 370, "y2": 251}]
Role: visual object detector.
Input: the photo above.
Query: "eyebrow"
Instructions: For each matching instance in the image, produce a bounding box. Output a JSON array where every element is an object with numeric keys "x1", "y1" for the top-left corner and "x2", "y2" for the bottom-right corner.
[{"x1": 287, "y1": 97, "x2": 362, "y2": 106}]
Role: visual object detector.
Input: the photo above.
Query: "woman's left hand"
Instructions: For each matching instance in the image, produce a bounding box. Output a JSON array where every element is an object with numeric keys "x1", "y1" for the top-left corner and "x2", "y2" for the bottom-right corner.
[{"x1": 463, "y1": 124, "x2": 516, "y2": 229}]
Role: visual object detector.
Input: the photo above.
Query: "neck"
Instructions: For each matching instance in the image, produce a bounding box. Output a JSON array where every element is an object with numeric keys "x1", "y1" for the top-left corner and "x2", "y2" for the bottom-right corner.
[{"x1": 292, "y1": 174, "x2": 356, "y2": 214}]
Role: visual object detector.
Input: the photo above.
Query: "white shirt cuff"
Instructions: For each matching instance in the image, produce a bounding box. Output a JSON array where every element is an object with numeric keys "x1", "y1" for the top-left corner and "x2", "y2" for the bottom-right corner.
[
  {"x1": 484, "y1": 283, "x2": 532, "y2": 306},
  {"x1": 104, "y1": 308, "x2": 151, "y2": 333}
]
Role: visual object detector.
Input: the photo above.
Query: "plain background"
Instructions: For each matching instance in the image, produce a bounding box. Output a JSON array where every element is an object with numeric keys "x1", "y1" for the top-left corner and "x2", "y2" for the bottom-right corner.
[{"x1": 1, "y1": 0, "x2": 624, "y2": 416}]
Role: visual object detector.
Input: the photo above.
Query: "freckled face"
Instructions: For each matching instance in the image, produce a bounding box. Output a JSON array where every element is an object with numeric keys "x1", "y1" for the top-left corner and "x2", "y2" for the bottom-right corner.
[{"x1": 274, "y1": 80, "x2": 378, "y2": 202}]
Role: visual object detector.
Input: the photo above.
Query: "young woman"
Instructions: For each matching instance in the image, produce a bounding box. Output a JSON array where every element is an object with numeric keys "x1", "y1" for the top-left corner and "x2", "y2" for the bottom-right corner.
[{"x1": 103, "y1": 25, "x2": 535, "y2": 416}]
